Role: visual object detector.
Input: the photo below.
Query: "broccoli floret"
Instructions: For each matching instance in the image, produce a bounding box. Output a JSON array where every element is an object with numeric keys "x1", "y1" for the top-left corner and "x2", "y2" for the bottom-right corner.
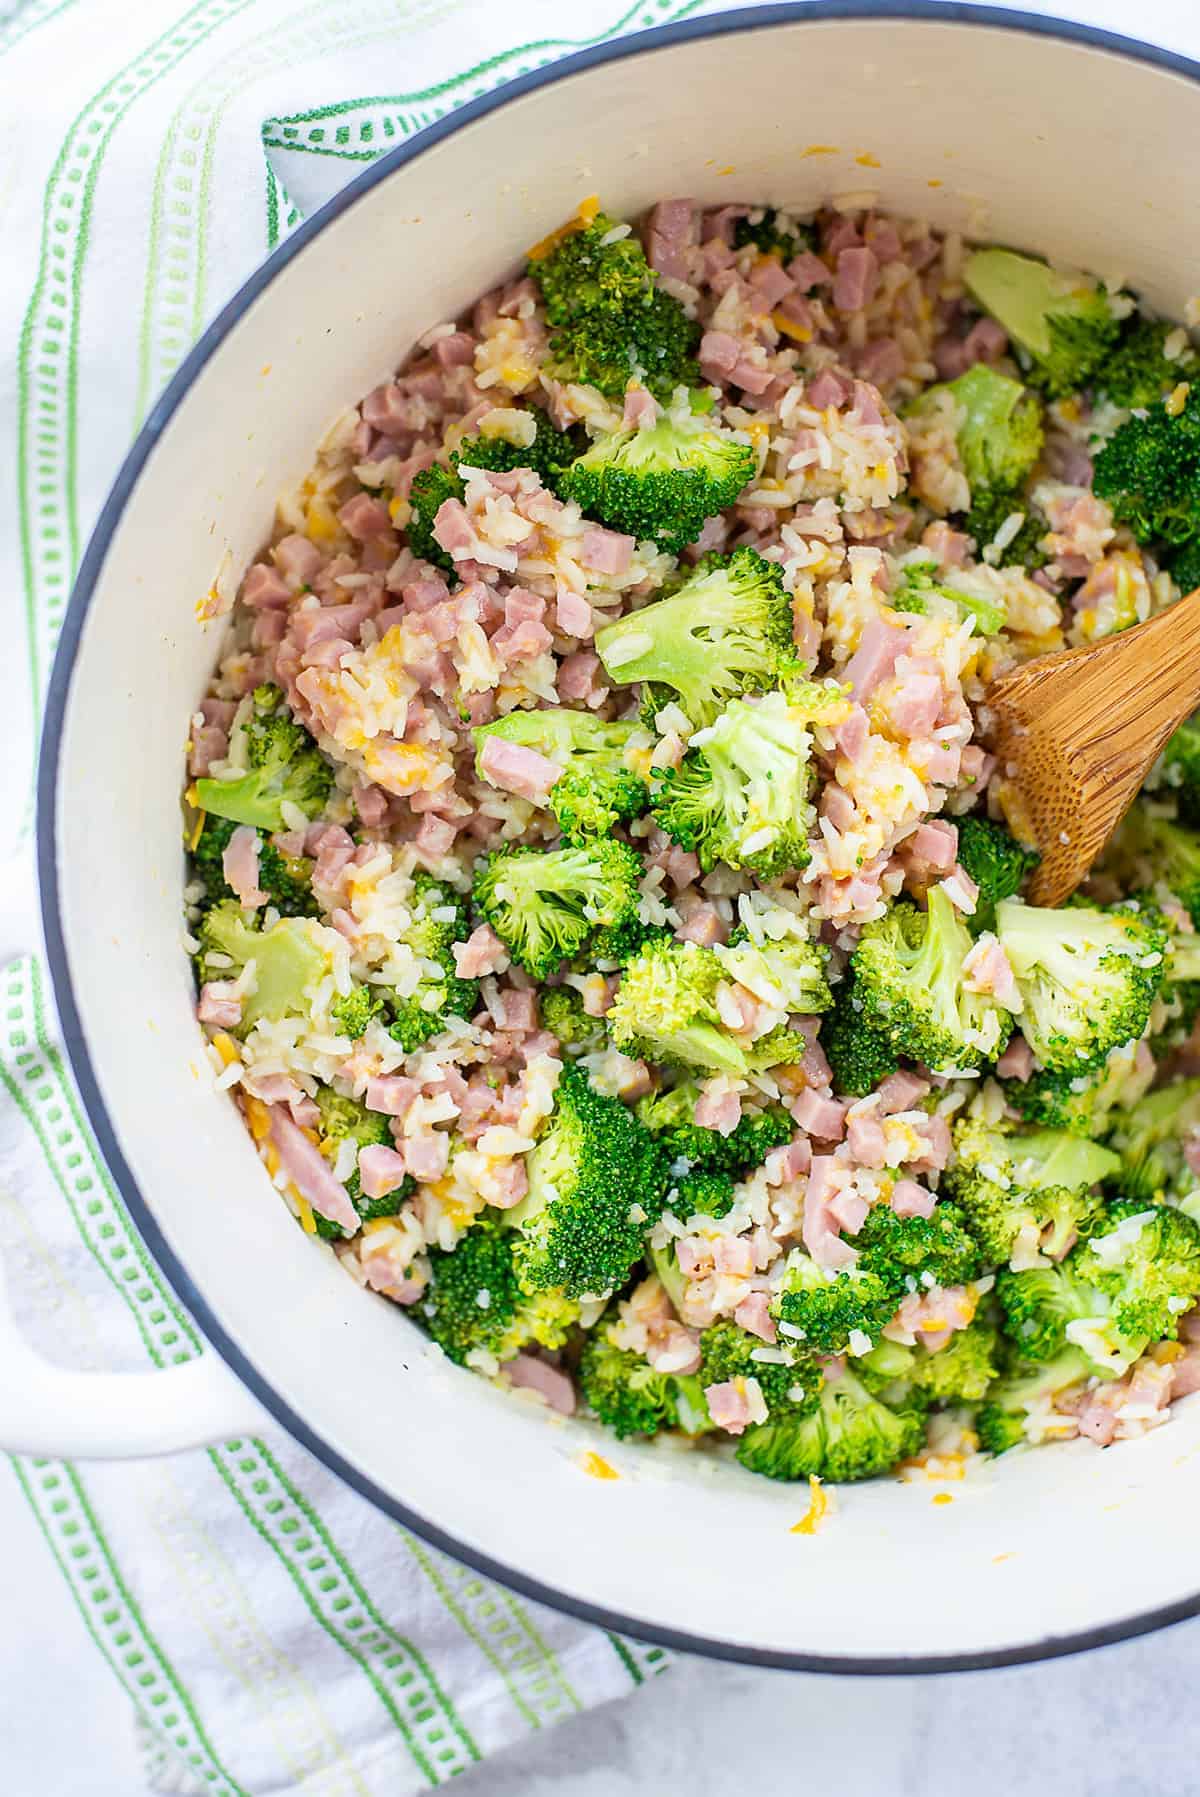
[
  {"x1": 773, "y1": 1252, "x2": 901, "y2": 1355},
  {"x1": 194, "y1": 685, "x2": 333, "y2": 833},
  {"x1": 995, "y1": 897, "x2": 1166, "y2": 1074},
  {"x1": 1004, "y1": 1038, "x2": 1155, "y2": 1137},
  {"x1": 559, "y1": 410, "x2": 755, "y2": 555},
  {"x1": 732, "y1": 208, "x2": 814, "y2": 263},
  {"x1": 1170, "y1": 539, "x2": 1200, "y2": 599},
  {"x1": 852, "y1": 888, "x2": 1012, "y2": 1074},
  {"x1": 716, "y1": 930, "x2": 832, "y2": 1017},
  {"x1": 309, "y1": 1085, "x2": 410, "y2": 1236},
  {"x1": 819, "y1": 976, "x2": 901, "y2": 1098},
  {"x1": 531, "y1": 210, "x2": 699, "y2": 402},
  {"x1": 995, "y1": 1201, "x2": 1200, "y2": 1375},
  {"x1": 962, "y1": 487, "x2": 1050, "y2": 571},
  {"x1": 955, "y1": 815, "x2": 1039, "y2": 934},
  {"x1": 386, "y1": 875, "x2": 478, "y2": 1053},
  {"x1": 855, "y1": 1199, "x2": 982, "y2": 1295},
  {"x1": 473, "y1": 709, "x2": 649, "y2": 843},
  {"x1": 1106, "y1": 1080, "x2": 1200, "y2": 1203},
  {"x1": 1096, "y1": 316, "x2": 1199, "y2": 410},
  {"x1": 595, "y1": 547, "x2": 796, "y2": 730},
  {"x1": 914, "y1": 362, "x2": 1043, "y2": 494},
  {"x1": 944, "y1": 1115, "x2": 1119, "y2": 1262},
  {"x1": 190, "y1": 813, "x2": 318, "y2": 918},
  {"x1": 1073, "y1": 1199, "x2": 1200, "y2": 1353},
  {"x1": 473, "y1": 840, "x2": 644, "y2": 980},
  {"x1": 455, "y1": 411, "x2": 585, "y2": 490},
  {"x1": 635, "y1": 1083, "x2": 793, "y2": 1176},
  {"x1": 539, "y1": 987, "x2": 605, "y2": 1052},
  {"x1": 405, "y1": 463, "x2": 461, "y2": 571},
  {"x1": 1104, "y1": 807, "x2": 1200, "y2": 928},
  {"x1": 1092, "y1": 381, "x2": 1200, "y2": 548},
  {"x1": 963, "y1": 247, "x2": 1122, "y2": 398},
  {"x1": 736, "y1": 1364, "x2": 926, "y2": 1483},
  {"x1": 975, "y1": 1348, "x2": 1091, "y2": 1454},
  {"x1": 1161, "y1": 716, "x2": 1200, "y2": 829},
  {"x1": 505, "y1": 1064, "x2": 668, "y2": 1298},
  {"x1": 890, "y1": 557, "x2": 1008, "y2": 637},
  {"x1": 858, "y1": 1317, "x2": 1001, "y2": 1404},
  {"x1": 420, "y1": 1214, "x2": 579, "y2": 1366},
  {"x1": 650, "y1": 690, "x2": 815, "y2": 878},
  {"x1": 607, "y1": 938, "x2": 803, "y2": 1076},
  {"x1": 666, "y1": 1168, "x2": 738, "y2": 1220},
  {"x1": 578, "y1": 1313, "x2": 710, "y2": 1439},
  {"x1": 194, "y1": 902, "x2": 326, "y2": 1031},
  {"x1": 700, "y1": 1318, "x2": 823, "y2": 1421},
  {"x1": 330, "y1": 984, "x2": 389, "y2": 1040}
]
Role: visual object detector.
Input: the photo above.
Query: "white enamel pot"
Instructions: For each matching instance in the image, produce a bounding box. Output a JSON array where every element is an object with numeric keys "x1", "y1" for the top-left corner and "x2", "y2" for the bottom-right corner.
[{"x1": 26, "y1": 3, "x2": 1200, "y2": 1672}]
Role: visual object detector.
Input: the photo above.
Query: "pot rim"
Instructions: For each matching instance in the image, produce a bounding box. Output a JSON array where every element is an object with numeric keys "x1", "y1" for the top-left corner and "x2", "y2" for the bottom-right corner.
[{"x1": 39, "y1": 0, "x2": 1200, "y2": 1674}]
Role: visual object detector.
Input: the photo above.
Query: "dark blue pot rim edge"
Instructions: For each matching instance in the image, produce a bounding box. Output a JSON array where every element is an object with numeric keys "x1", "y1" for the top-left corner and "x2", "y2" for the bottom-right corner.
[{"x1": 37, "y1": 1, "x2": 1200, "y2": 1677}]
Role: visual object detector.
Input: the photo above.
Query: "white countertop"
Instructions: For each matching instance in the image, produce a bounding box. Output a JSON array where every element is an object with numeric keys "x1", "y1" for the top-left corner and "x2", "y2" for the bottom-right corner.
[{"x1": 7, "y1": 0, "x2": 1200, "y2": 1790}]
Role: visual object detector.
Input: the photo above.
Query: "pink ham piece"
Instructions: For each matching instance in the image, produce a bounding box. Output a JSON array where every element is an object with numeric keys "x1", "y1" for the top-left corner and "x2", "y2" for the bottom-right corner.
[
  {"x1": 734, "y1": 1292, "x2": 777, "y2": 1344},
  {"x1": 963, "y1": 935, "x2": 1020, "y2": 1007},
  {"x1": 622, "y1": 385, "x2": 659, "y2": 431},
  {"x1": 558, "y1": 649, "x2": 605, "y2": 700},
  {"x1": 748, "y1": 258, "x2": 795, "y2": 313},
  {"x1": 910, "y1": 1113, "x2": 952, "y2": 1173},
  {"x1": 695, "y1": 1081, "x2": 741, "y2": 1136},
  {"x1": 677, "y1": 903, "x2": 728, "y2": 947},
  {"x1": 555, "y1": 588, "x2": 594, "y2": 639},
  {"x1": 833, "y1": 245, "x2": 879, "y2": 313},
  {"x1": 338, "y1": 493, "x2": 393, "y2": 540},
  {"x1": 787, "y1": 249, "x2": 832, "y2": 291},
  {"x1": 274, "y1": 534, "x2": 323, "y2": 584},
  {"x1": 432, "y1": 330, "x2": 475, "y2": 368},
  {"x1": 906, "y1": 820, "x2": 959, "y2": 876},
  {"x1": 242, "y1": 562, "x2": 292, "y2": 608},
  {"x1": 415, "y1": 814, "x2": 457, "y2": 861},
  {"x1": 354, "y1": 783, "x2": 389, "y2": 828},
  {"x1": 803, "y1": 1156, "x2": 857, "y2": 1269},
  {"x1": 453, "y1": 924, "x2": 509, "y2": 980},
  {"x1": 704, "y1": 1380, "x2": 753, "y2": 1435},
  {"x1": 891, "y1": 1179, "x2": 936, "y2": 1220},
  {"x1": 645, "y1": 197, "x2": 695, "y2": 282},
  {"x1": 269, "y1": 1108, "x2": 358, "y2": 1234},
  {"x1": 764, "y1": 1138, "x2": 811, "y2": 1184},
  {"x1": 875, "y1": 1070, "x2": 931, "y2": 1114},
  {"x1": 833, "y1": 705, "x2": 870, "y2": 762},
  {"x1": 846, "y1": 1109, "x2": 887, "y2": 1168},
  {"x1": 829, "y1": 1188, "x2": 870, "y2": 1236},
  {"x1": 361, "y1": 1255, "x2": 425, "y2": 1305},
  {"x1": 581, "y1": 528, "x2": 634, "y2": 576},
  {"x1": 698, "y1": 329, "x2": 741, "y2": 378},
  {"x1": 198, "y1": 983, "x2": 242, "y2": 1028},
  {"x1": 506, "y1": 1354, "x2": 576, "y2": 1415},
  {"x1": 357, "y1": 1145, "x2": 410, "y2": 1201},
  {"x1": 222, "y1": 826, "x2": 267, "y2": 908},
  {"x1": 487, "y1": 1159, "x2": 529, "y2": 1209},
  {"x1": 856, "y1": 338, "x2": 904, "y2": 387},
  {"x1": 806, "y1": 367, "x2": 851, "y2": 409},
  {"x1": 842, "y1": 618, "x2": 908, "y2": 701},
  {"x1": 489, "y1": 988, "x2": 538, "y2": 1033},
  {"x1": 712, "y1": 1236, "x2": 754, "y2": 1277},
  {"x1": 790, "y1": 1089, "x2": 847, "y2": 1142},
  {"x1": 404, "y1": 1132, "x2": 450, "y2": 1182},
  {"x1": 478, "y1": 734, "x2": 562, "y2": 803},
  {"x1": 887, "y1": 672, "x2": 943, "y2": 739},
  {"x1": 995, "y1": 1034, "x2": 1034, "y2": 1081},
  {"x1": 364, "y1": 1075, "x2": 418, "y2": 1119}
]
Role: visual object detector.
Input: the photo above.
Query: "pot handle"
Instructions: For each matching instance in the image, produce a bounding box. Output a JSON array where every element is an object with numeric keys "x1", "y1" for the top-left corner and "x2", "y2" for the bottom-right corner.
[{"x1": 0, "y1": 1271, "x2": 270, "y2": 1458}]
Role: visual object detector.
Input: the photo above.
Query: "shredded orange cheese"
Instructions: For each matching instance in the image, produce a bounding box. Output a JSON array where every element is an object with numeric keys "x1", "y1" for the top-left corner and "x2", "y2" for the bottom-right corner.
[
  {"x1": 855, "y1": 151, "x2": 881, "y2": 168},
  {"x1": 790, "y1": 1475, "x2": 832, "y2": 1534},
  {"x1": 578, "y1": 1450, "x2": 620, "y2": 1481},
  {"x1": 932, "y1": 1492, "x2": 954, "y2": 1507},
  {"x1": 801, "y1": 144, "x2": 839, "y2": 158},
  {"x1": 773, "y1": 310, "x2": 812, "y2": 344},
  {"x1": 526, "y1": 194, "x2": 601, "y2": 261},
  {"x1": 211, "y1": 1032, "x2": 239, "y2": 1070}
]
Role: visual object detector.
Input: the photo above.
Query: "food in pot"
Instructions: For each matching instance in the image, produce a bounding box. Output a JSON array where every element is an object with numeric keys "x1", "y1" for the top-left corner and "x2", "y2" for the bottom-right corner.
[{"x1": 184, "y1": 195, "x2": 1200, "y2": 1483}]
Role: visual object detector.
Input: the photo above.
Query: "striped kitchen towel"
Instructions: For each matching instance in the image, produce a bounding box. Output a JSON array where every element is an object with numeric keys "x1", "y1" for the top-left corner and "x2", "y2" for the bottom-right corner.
[{"x1": 0, "y1": 0, "x2": 720, "y2": 1788}]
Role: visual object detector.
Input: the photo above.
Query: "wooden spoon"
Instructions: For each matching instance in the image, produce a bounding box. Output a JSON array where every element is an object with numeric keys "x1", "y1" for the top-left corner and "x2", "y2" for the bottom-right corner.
[{"x1": 986, "y1": 587, "x2": 1200, "y2": 907}]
